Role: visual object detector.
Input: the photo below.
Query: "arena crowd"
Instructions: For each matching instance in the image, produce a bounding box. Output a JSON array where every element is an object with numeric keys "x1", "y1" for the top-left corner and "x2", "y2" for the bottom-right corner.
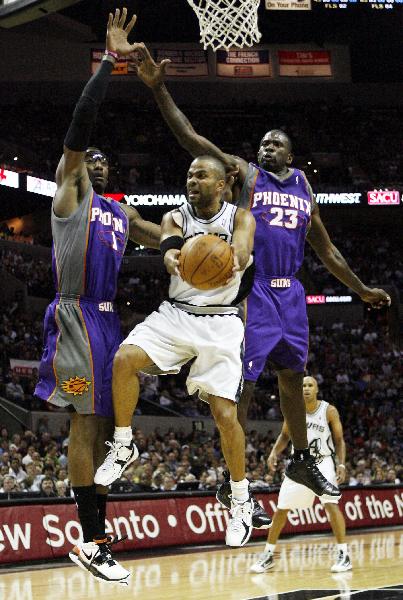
[{"x1": 1, "y1": 100, "x2": 402, "y2": 192}]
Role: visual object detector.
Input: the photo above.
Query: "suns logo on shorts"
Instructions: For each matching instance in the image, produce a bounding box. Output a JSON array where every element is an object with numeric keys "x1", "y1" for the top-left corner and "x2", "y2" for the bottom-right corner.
[{"x1": 61, "y1": 376, "x2": 91, "y2": 396}]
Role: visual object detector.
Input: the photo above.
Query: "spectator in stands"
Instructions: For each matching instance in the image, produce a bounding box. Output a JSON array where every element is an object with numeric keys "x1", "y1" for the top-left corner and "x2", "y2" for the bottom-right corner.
[
  {"x1": 385, "y1": 468, "x2": 400, "y2": 485},
  {"x1": 9, "y1": 456, "x2": 27, "y2": 484},
  {"x1": 0, "y1": 474, "x2": 20, "y2": 494},
  {"x1": 58, "y1": 439, "x2": 69, "y2": 468},
  {"x1": 56, "y1": 467, "x2": 69, "y2": 483},
  {"x1": 160, "y1": 474, "x2": 177, "y2": 491},
  {"x1": 39, "y1": 477, "x2": 57, "y2": 498},
  {"x1": 5, "y1": 374, "x2": 24, "y2": 403},
  {"x1": 55, "y1": 480, "x2": 69, "y2": 497},
  {"x1": 24, "y1": 462, "x2": 43, "y2": 492},
  {"x1": 23, "y1": 445, "x2": 38, "y2": 467}
]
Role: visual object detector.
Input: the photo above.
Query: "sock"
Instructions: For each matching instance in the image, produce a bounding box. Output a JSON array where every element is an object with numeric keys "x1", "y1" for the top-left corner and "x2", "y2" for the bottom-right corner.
[
  {"x1": 264, "y1": 543, "x2": 276, "y2": 554},
  {"x1": 293, "y1": 448, "x2": 310, "y2": 461},
  {"x1": 337, "y1": 543, "x2": 348, "y2": 554},
  {"x1": 96, "y1": 493, "x2": 107, "y2": 536},
  {"x1": 114, "y1": 426, "x2": 132, "y2": 446},
  {"x1": 230, "y1": 478, "x2": 249, "y2": 503},
  {"x1": 73, "y1": 484, "x2": 102, "y2": 543}
]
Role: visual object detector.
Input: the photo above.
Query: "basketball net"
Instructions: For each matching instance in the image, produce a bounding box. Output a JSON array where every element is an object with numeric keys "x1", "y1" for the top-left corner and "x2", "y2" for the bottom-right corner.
[{"x1": 186, "y1": 0, "x2": 262, "y2": 52}]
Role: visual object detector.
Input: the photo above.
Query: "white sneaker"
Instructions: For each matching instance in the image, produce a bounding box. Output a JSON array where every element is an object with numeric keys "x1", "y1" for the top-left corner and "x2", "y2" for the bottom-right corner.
[
  {"x1": 69, "y1": 537, "x2": 130, "y2": 585},
  {"x1": 94, "y1": 440, "x2": 139, "y2": 486},
  {"x1": 250, "y1": 551, "x2": 275, "y2": 573},
  {"x1": 331, "y1": 551, "x2": 352, "y2": 572},
  {"x1": 225, "y1": 497, "x2": 253, "y2": 547}
]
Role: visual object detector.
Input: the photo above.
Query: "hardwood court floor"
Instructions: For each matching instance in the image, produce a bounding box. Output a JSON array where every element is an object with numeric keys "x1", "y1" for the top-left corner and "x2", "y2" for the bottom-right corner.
[{"x1": 0, "y1": 529, "x2": 402, "y2": 600}]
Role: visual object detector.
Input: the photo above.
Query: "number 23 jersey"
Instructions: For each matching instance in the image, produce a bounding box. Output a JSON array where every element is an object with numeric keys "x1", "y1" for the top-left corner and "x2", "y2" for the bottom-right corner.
[{"x1": 239, "y1": 163, "x2": 312, "y2": 277}]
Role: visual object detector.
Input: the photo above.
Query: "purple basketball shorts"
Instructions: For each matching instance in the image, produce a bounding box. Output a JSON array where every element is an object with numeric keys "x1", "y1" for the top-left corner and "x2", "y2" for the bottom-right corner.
[
  {"x1": 243, "y1": 276, "x2": 308, "y2": 381},
  {"x1": 35, "y1": 296, "x2": 121, "y2": 417}
]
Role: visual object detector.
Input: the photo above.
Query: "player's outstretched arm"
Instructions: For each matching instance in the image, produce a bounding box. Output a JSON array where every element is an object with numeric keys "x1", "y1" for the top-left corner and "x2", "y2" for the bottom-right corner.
[
  {"x1": 231, "y1": 208, "x2": 256, "y2": 271},
  {"x1": 307, "y1": 200, "x2": 391, "y2": 309},
  {"x1": 267, "y1": 423, "x2": 290, "y2": 471},
  {"x1": 327, "y1": 405, "x2": 346, "y2": 484},
  {"x1": 119, "y1": 205, "x2": 161, "y2": 249},
  {"x1": 134, "y1": 45, "x2": 246, "y2": 182},
  {"x1": 54, "y1": 8, "x2": 141, "y2": 218}
]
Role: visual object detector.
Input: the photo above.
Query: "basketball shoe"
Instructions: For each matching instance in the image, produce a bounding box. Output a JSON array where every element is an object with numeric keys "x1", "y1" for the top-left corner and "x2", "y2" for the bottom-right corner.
[
  {"x1": 216, "y1": 471, "x2": 272, "y2": 529},
  {"x1": 331, "y1": 550, "x2": 352, "y2": 572},
  {"x1": 250, "y1": 550, "x2": 275, "y2": 573},
  {"x1": 286, "y1": 455, "x2": 341, "y2": 498},
  {"x1": 225, "y1": 496, "x2": 254, "y2": 547},
  {"x1": 94, "y1": 439, "x2": 139, "y2": 486},
  {"x1": 69, "y1": 535, "x2": 130, "y2": 585}
]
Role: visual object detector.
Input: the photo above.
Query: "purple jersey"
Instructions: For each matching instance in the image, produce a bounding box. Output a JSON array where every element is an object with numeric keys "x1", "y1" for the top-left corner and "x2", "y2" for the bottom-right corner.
[
  {"x1": 238, "y1": 164, "x2": 312, "y2": 377},
  {"x1": 51, "y1": 189, "x2": 129, "y2": 300},
  {"x1": 240, "y1": 164, "x2": 311, "y2": 277},
  {"x1": 36, "y1": 187, "x2": 129, "y2": 415}
]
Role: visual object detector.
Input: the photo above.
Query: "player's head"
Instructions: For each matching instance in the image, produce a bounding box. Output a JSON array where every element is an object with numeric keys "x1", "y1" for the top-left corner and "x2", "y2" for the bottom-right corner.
[
  {"x1": 303, "y1": 375, "x2": 318, "y2": 404},
  {"x1": 84, "y1": 147, "x2": 109, "y2": 194},
  {"x1": 186, "y1": 155, "x2": 226, "y2": 208},
  {"x1": 257, "y1": 130, "x2": 293, "y2": 173}
]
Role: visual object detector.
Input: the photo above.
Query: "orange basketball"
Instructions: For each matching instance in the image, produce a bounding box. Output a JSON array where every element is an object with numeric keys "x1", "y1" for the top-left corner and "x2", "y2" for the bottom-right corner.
[{"x1": 178, "y1": 235, "x2": 234, "y2": 290}]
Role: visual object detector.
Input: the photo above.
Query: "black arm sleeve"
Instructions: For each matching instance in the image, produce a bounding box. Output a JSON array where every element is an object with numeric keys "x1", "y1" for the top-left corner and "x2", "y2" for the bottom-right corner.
[{"x1": 64, "y1": 59, "x2": 114, "y2": 152}]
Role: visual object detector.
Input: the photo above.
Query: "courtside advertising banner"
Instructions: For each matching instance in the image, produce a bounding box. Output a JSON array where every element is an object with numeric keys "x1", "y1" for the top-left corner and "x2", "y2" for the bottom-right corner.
[
  {"x1": 0, "y1": 487, "x2": 401, "y2": 563},
  {"x1": 216, "y1": 50, "x2": 272, "y2": 78},
  {"x1": 278, "y1": 50, "x2": 332, "y2": 77},
  {"x1": 265, "y1": 0, "x2": 311, "y2": 9},
  {"x1": 153, "y1": 49, "x2": 208, "y2": 77}
]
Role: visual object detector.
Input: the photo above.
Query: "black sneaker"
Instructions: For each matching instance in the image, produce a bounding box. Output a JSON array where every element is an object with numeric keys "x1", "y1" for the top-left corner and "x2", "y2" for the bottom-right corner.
[
  {"x1": 286, "y1": 455, "x2": 341, "y2": 498},
  {"x1": 216, "y1": 471, "x2": 272, "y2": 529}
]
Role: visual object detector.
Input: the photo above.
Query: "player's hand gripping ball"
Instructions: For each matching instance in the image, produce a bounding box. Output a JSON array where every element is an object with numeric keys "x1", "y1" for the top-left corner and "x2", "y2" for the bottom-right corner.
[{"x1": 178, "y1": 234, "x2": 234, "y2": 290}]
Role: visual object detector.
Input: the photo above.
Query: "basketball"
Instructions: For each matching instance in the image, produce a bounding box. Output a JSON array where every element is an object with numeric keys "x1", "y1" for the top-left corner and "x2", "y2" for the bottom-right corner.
[{"x1": 178, "y1": 235, "x2": 234, "y2": 290}]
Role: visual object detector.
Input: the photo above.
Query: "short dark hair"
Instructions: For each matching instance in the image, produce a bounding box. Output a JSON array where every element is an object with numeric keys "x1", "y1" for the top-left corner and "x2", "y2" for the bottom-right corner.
[
  {"x1": 192, "y1": 155, "x2": 226, "y2": 179},
  {"x1": 261, "y1": 130, "x2": 293, "y2": 152}
]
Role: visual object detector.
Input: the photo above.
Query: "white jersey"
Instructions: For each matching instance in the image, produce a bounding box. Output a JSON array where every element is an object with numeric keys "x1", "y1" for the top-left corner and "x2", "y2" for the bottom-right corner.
[
  {"x1": 169, "y1": 201, "x2": 254, "y2": 313},
  {"x1": 292, "y1": 401, "x2": 335, "y2": 461}
]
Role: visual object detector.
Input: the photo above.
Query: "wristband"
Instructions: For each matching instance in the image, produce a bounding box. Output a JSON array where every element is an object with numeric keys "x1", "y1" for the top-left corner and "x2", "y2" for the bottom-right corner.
[
  {"x1": 160, "y1": 236, "x2": 184, "y2": 259},
  {"x1": 338, "y1": 464, "x2": 346, "y2": 469},
  {"x1": 104, "y1": 50, "x2": 119, "y2": 61}
]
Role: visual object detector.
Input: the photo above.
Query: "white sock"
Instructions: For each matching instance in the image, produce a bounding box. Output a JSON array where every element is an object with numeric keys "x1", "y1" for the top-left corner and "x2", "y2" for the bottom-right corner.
[
  {"x1": 230, "y1": 478, "x2": 249, "y2": 503},
  {"x1": 337, "y1": 543, "x2": 348, "y2": 555},
  {"x1": 114, "y1": 426, "x2": 133, "y2": 446},
  {"x1": 264, "y1": 543, "x2": 276, "y2": 554}
]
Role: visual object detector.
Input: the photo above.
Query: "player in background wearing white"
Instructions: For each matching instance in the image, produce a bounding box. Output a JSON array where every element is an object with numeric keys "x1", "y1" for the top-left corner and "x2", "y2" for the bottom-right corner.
[{"x1": 251, "y1": 376, "x2": 352, "y2": 574}]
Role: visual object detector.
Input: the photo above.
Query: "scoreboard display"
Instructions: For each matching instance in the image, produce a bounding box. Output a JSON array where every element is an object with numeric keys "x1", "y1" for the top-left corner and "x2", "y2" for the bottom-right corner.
[{"x1": 313, "y1": 0, "x2": 402, "y2": 8}]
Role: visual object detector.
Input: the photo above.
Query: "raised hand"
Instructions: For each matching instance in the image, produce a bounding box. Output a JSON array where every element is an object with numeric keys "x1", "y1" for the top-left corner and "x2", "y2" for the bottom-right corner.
[
  {"x1": 360, "y1": 287, "x2": 391, "y2": 309},
  {"x1": 106, "y1": 8, "x2": 141, "y2": 57},
  {"x1": 134, "y1": 45, "x2": 171, "y2": 88}
]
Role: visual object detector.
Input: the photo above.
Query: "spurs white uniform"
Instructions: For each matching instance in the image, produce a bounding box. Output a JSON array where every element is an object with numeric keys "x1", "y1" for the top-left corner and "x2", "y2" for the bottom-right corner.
[
  {"x1": 278, "y1": 401, "x2": 339, "y2": 508},
  {"x1": 123, "y1": 201, "x2": 254, "y2": 402}
]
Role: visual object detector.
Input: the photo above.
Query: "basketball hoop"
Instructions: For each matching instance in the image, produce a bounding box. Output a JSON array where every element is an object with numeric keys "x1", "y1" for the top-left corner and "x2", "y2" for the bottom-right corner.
[{"x1": 186, "y1": 0, "x2": 262, "y2": 52}]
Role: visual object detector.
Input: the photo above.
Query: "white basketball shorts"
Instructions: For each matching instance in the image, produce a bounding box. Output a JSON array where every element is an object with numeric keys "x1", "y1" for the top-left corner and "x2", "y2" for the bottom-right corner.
[
  {"x1": 278, "y1": 456, "x2": 339, "y2": 509},
  {"x1": 122, "y1": 301, "x2": 244, "y2": 403}
]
